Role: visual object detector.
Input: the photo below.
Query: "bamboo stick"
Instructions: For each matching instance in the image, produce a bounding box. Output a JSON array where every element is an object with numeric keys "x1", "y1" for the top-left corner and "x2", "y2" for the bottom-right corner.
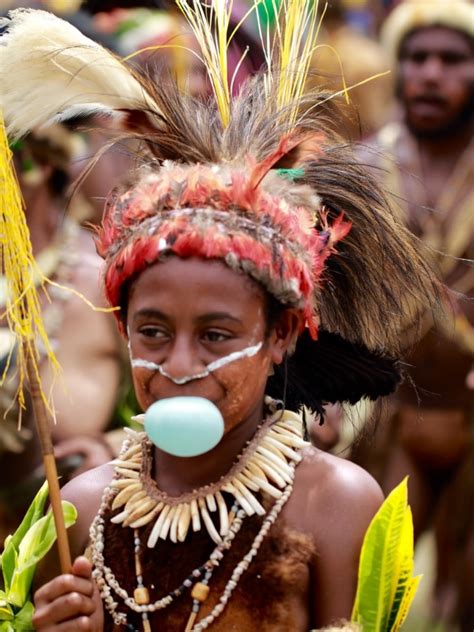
[{"x1": 25, "y1": 344, "x2": 72, "y2": 573}]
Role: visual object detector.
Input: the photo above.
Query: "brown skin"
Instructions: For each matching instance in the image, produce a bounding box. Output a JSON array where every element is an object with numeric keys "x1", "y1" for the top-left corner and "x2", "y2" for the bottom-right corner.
[
  {"x1": 310, "y1": 404, "x2": 343, "y2": 451},
  {"x1": 33, "y1": 257, "x2": 383, "y2": 630}
]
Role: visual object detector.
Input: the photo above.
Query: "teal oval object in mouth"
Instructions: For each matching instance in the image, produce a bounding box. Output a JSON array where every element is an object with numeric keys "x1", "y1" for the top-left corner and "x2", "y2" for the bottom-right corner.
[{"x1": 144, "y1": 396, "x2": 225, "y2": 457}]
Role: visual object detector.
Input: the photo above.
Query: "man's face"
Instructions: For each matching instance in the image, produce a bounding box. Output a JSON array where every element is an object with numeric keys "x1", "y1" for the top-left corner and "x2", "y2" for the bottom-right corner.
[{"x1": 399, "y1": 26, "x2": 474, "y2": 136}]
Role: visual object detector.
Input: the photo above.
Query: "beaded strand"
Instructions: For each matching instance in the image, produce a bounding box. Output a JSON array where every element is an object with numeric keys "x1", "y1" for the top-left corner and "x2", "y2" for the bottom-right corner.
[
  {"x1": 90, "y1": 496, "x2": 246, "y2": 626},
  {"x1": 190, "y1": 468, "x2": 295, "y2": 631},
  {"x1": 89, "y1": 400, "x2": 305, "y2": 630}
]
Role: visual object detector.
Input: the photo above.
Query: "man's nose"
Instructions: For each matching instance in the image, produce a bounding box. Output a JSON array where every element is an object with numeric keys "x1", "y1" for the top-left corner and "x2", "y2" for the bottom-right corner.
[
  {"x1": 161, "y1": 336, "x2": 205, "y2": 382},
  {"x1": 422, "y1": 55, "x2": 443, "y2": 83}
]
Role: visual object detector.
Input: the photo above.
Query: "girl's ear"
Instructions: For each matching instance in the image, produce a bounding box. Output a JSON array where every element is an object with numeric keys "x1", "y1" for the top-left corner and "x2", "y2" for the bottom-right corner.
[
  {"x1": 119, "y1": 320, "x2": 128, "y2": 339},
  {"x1": 269, "y1": 308, "x2": 304, "y2": 365}
]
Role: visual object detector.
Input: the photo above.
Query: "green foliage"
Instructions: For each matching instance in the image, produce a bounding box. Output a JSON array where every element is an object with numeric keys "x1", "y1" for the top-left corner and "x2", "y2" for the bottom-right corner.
[
  {"x1": 0, "y1": 482, "x2": 77, "y2": 630},
  {"x1": 352, "y1": 478, "x2": 422, "y2": 632}
]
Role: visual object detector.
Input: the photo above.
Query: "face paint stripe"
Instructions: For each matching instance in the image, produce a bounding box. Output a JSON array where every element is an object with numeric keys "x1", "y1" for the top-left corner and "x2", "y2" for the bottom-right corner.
[{"x1": 130, "y1": 342, "x2": 263, "y2": 385}]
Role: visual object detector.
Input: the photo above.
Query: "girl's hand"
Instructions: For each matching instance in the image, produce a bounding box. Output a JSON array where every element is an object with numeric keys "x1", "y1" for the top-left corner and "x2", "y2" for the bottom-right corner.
[{"x1": 33, "y1": 556, "x2": 104, "y2": 631}]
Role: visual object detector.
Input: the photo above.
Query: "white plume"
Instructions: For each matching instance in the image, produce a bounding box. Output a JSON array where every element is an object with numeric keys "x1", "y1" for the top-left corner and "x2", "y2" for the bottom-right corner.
[{"x1": 0, "y1": 8, "x2": 163, "y2": 137}]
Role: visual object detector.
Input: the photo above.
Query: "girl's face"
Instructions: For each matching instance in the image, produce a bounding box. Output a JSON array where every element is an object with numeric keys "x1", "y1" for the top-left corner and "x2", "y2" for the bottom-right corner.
[{"x1": 126, "y1": 257, "x2": 300, "y2": 433}]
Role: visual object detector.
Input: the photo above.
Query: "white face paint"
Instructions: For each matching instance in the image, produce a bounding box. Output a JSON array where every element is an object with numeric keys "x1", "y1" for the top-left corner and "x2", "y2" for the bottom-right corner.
[{"x1": 130, "y1": 342, "x2": 263, "y2": 385}]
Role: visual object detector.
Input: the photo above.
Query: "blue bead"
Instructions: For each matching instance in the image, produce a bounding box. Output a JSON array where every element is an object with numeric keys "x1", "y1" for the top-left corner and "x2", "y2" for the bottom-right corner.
[{"x1": 144, "y1": 397, "x2": 224, "y2": 457}]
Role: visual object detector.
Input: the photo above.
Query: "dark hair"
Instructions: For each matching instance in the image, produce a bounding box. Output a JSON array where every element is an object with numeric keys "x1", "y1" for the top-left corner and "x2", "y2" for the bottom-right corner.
[{"x1": 263, "y1": 293, "x2": 286, "y2": 338}]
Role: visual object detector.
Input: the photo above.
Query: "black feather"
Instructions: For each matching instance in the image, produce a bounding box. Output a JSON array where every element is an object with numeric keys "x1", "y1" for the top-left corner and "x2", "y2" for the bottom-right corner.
[{"x1": 266, "y1": 329, "x2": 402, "y2": 413}]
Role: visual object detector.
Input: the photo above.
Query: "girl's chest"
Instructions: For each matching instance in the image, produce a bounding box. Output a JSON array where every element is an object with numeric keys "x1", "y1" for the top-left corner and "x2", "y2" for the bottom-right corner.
[{"x1": 103, "y1": 513, "x2": 315, "y2": 632}]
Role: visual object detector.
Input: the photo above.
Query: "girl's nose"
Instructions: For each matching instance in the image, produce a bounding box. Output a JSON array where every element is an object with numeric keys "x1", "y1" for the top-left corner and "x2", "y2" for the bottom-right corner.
[{"x1": 160, "y1": 337, "x2": 206, "y2": 383}]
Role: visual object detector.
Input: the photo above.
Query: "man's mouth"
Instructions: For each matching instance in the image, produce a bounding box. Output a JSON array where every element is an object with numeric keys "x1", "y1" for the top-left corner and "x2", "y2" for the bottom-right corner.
[{"x1": 409, "y1": 94, "x2": 448, "y2": 115}]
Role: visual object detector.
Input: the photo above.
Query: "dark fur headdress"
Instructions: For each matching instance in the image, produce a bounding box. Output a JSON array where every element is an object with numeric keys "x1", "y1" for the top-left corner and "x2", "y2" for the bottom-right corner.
[{"x1": 0, "y1": 4, "x2": 440, "y2": 411}]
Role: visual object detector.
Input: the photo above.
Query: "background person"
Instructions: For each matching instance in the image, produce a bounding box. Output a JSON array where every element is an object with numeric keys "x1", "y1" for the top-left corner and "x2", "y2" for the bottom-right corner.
[
  {"x1": 0, "y1": 125, "x2": 124, "y2": 540},
  {"x1": 353, "y1": 1, "x2": 474, "y2": 627}
]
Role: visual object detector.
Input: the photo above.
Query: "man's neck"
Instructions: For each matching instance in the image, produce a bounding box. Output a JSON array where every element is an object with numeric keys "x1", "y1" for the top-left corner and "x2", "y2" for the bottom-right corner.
[
  {"x1": 152, "y1": 401, "x2": 265, "y2": 496},
  {"x1": 410, "y1": 120, "x2": 473, "y2": 161},
  {"x1": 402, "y1": 118, "x2": 473, "y2": 212}
]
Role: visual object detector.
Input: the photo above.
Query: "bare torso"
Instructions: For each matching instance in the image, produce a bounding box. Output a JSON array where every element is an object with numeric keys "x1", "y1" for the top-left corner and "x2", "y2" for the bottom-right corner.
[{"x1": 40, "y1": 446, "x2": 382, "y2": 630}]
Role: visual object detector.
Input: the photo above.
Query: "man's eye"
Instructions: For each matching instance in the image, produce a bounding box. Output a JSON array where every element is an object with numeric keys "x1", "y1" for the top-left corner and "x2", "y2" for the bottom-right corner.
[
  {"x1": 410, "y1": 52, "x2": 428, "y2": 64},
  {"x1": 442, "y1": 53, "x2": 467, "y2": 65}
]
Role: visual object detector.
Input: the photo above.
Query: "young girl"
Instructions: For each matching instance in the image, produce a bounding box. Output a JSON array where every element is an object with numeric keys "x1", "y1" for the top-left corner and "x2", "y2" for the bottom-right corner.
[{"x1": 0, "y1": 5, "x2": 438, "y2": 630}]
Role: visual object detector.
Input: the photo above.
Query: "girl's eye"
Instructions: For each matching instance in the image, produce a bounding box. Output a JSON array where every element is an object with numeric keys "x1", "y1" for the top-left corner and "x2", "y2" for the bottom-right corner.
[
  {"x1": 202, "y1": 330, "x2": 231, "y2": 343},
  {"x1": 138, "y1": 326, "x2": 169, "y2": 339}
]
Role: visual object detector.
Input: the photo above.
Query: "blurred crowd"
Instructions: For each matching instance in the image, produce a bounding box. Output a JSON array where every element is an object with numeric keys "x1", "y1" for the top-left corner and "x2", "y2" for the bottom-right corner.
[{"x1": 0, "y1": 1, "x2": 472, "y2": 631}]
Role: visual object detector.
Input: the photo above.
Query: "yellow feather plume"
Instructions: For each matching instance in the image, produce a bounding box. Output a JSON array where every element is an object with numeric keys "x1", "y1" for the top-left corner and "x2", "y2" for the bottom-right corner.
[
  {"x1": 176, "y1": 0, "x2": 233, "y2": 127},
  {"x1": 256, "y1": 0, "x2": 326, "y2": 127},
  {"x1": 0, "y1": 115, "x2": 60, "y2": 421}
]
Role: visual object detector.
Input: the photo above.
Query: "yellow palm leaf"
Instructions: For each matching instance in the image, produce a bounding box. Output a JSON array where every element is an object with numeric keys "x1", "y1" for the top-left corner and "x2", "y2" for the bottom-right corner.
[{"x1": 351, "y1": 478, "x2": 422, "y2": 631}]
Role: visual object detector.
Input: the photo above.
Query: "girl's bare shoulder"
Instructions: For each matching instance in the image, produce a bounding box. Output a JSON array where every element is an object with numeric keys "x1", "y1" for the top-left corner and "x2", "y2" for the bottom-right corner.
[
  {"x1": 284, "y1": 446, "x2": 383, "y2": 541},
  {"x1": 35, "y1": 464, "x2": 115, "y2": 588},
  {"x1": 61, "y1": 463, "x2": 115, "y2": 555}
]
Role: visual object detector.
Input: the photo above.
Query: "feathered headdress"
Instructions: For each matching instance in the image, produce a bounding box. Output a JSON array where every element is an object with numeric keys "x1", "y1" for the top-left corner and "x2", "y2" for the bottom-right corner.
[{"x1": 0, "y1": 2, "x2": 440, "y2": 413}]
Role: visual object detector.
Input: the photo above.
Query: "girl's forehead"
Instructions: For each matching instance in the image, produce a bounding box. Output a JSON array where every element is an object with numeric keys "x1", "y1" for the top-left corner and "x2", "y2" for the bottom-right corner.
[
  {"x1": 127, "y1": 257, "x2": 267, "y2": 315},
  {"x1": 130, "y1": 257, "x2": 263, "y2": 297}
]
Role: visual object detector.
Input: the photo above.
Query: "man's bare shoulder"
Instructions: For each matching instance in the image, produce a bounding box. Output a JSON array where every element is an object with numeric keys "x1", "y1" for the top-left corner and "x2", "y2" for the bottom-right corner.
[
  {"x1": 70, "y1": 232, "x2": 103, "y2": 292},
  {"x1": 59, "y1": 227, "x2": 120, "y2": 354},
  {"x1": 284, "y1": 446, "x2": 383, "y2": 540}
]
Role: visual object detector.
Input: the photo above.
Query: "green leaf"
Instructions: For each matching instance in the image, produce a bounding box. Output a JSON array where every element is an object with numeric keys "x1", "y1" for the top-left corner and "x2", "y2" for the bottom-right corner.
[
  {"x1": 7, "y1": 482, "x2": 49, "y2": 552},
  {"x1": 0, "y1": 621, "x2": 15, "y2": 632},
  {"x1": 1, "y1": 482, "x2": 49, "y2": 592},
  {"x1": 351, "y1": 478, "x2": 420, "y2": 632},
  {"x1": 0, "y1": 592, "x2": 14, "y2": 622},
  {"x1": 387, "y1": 507, "x2": 416, "y2": 630},
  {"x1": 392, "y1": 575, "x2": 422, "y2": 632},
  {"x1": 0, "y1": 541, "x2": 16, "y2": 595},
  {"x1": 7, "y1": 501, "x2": 77, "y2": 608},
  {"x1": 12, "y1": 601, "x2": 35, "y2": 631}
]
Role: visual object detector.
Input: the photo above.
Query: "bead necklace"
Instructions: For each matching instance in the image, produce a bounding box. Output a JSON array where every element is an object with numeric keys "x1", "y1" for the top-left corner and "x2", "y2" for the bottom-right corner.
[
  {"x1": 89, "y1": 401, "x2": 307, "y2": 630},
  {"x1": 91, "y1": 476, "x2": 295, "y2": 631},
  {"x1": 90, "y1": 495, "x2": 245, "y2": 627},
  {"x1": 186, "y1": 477, "x2": 294, "y2": 632}
]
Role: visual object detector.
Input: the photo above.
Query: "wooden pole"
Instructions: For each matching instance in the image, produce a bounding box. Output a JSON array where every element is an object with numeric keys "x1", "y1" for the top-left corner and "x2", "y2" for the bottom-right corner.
[{"x1": 25, "y1": 345, "x2": 72, "y2": 574}]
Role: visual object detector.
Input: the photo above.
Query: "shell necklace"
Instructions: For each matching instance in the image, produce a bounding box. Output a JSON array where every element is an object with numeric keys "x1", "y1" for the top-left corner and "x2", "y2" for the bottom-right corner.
[{"x1": 108, "y1": 399, "x2": 309, "y2": 546}]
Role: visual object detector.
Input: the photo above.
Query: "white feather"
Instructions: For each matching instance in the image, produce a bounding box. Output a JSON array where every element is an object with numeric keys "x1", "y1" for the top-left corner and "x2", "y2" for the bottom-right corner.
[{"x1": 0, "y1": 9, "x2": 163, "y2": 138}]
